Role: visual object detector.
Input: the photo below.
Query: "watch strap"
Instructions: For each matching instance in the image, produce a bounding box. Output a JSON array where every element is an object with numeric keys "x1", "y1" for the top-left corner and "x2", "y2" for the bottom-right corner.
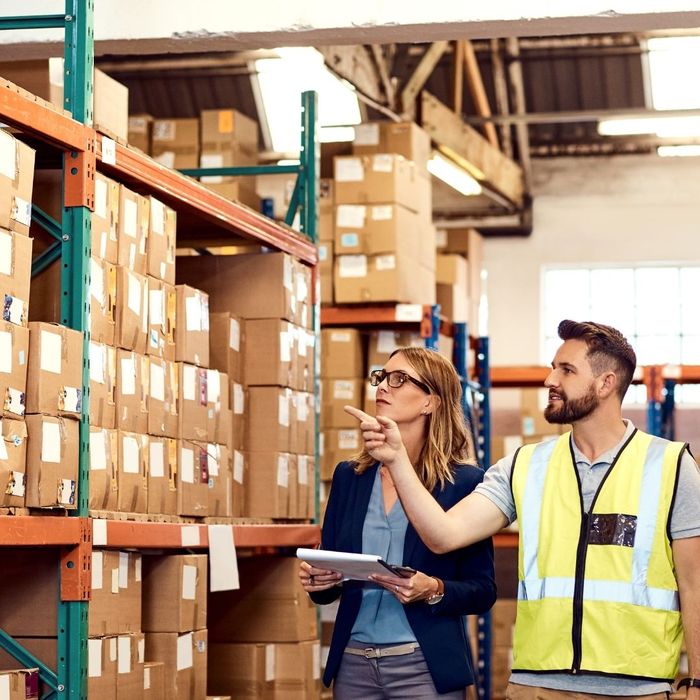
[{"x1": 678, "y1": 678, "x2": 700, "y2": 691}]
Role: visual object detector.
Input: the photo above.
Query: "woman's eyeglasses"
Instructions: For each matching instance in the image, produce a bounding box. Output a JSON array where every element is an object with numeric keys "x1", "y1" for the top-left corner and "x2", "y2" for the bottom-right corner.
[{"x1": 369, "y1": 369, "x2": 431, "y2": 394}]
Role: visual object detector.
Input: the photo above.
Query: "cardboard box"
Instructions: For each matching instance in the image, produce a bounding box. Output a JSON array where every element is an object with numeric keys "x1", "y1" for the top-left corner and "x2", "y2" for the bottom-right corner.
[
  {"x1": 0, "y1": 418, "x2": 27, "y2": 507},
  {"x1": 206, "y1": 443, "x2": 231, "y2": 517},
  {"x1": 231, "y1": 449, "x2": 245, "y2": 518},
  {"x1": 320, "y1": 428, "x2": 360, "y2": 480},
  {"x1": 0, "y1": 668, "x2": 39, "y2": 699},
  {"x1": 320, "y1": 328, "x2": 363, "y2": 379},
  {"x1": 246, "y1": 387, "x2": 291, "y2": 453},
  {"x1": 435, "y1": 227, "x2": 481, "y2": 256},
  {"x1": 318, "y1": 178, "x2": 334, "y2": 243},
  {"x1": 244, "y1": 451, "x2": 289, "y2": 518},
  {"x1": 89, "y1": 550, "x2": 121, "y2": 636},
  {"x1": 334, "y1": 252, "x2": 435, "y2": 305},
  {"x1": 230, "y1": 381, "x2": 245, "y2": 451},
  {"x1": 89, "y1": 341, "x2": 116, "y2": 429},
  {"x1": 148, "y1": 357, "x2": 178, "y2": 438},
  {"x1": 208, "y1": 557, "x2": 317, "y2": 643},
  {"x1": 200, "y1": 109, "x2": 258, "y2": 154},
  {"x1": 175, "y1": 285, "x2": 209, "y2": 368},
  {"x1": 93, "y1": 172, "x2": 120, "y2": 263},
  {"x1": 146, "y1": 436, "x2": 178, "y2": 516},
  {"x1": 201, "y1": 180, "x2": 260, "y2": 211},
  {"x1": 207, "y1": 643, "x2": 274, "y2": 699},
  {"x1": 26, "y1": 322, "x2": 82, "y2": 418},
  {"x1": 0, "y1": 228, "x2": 32, "y2": 326},
  {"x1": 334, "y1": 154, "x2": 423, "y2": 212},
  {"x1": 115, "y1": 267, "x2": 149, "y2": 353},
  {"x1": 89, "y1": 426, "x2": 118, "y2": 511},
  {"x1": 273, "y1": 641, "x2": 322, "y2": 699},
  {"x1": 87, "y1": 636, "x2": 118, "y2": 700},
  {"x1": 145, "y1": 630, "x2": 206, "y2": 700},
  {"x1": 208, "y1": 313, "x2": 243, "y2": 383},
  {"x1": 193, "y1": 629, "x2": 208, "y2": 700},
  {"x1": 0, "y1": 322, "x2": 29, "y2": 418},
  {"x1": 318, "y1": 241, "x2": 333, "y2": 304},
  {"x1": 367, "y1": 330, "x2": 424, "y2": 372},
  {"x1": 177, "y1": 363, "x2": 208, "y2": 442},
  {"x1": 118, "y1": 553, "x2": 144, "y2": 631},
  {"x1": 492, "y1": 599, "x2": 517, "y2": 648},
  {"x1": 207, "y1": 370, "x2": 229, "y2": 445},
  {"x1": 143, "y1": 661, "x2": 164, "y2": 700},
  {"x1": 116, "y1": 633, "x2": 145, "y2": 700},
  {"x1": 521, "y1": 388, "x2": 567, "y2": 437},
  {"x1": 175, "y1": 252, "x2": 297, "y2": 323},
  {"x1": 25, "y1": 415, "x2": 78, "y2": 509},
  {"x1": 146, "y1": 277, "x2": 176, "y2": 361},
  {"x1": 243, "y1": 319, "x2": 296, "y2": 388},
  {"x1": 142, "y1": 554, "x2": 207, "y2": 633},
  {"x1": 117, "y1": 431, "x2": 148, "y2": 513},
  {"x1": 128, "y1": 114, "x2": 154, "y2": 154},
  {"x1": 90, "y1": 256, "x2": 117, "y2": 345},
  {"x1": 320, "y1": 379, "x2": 363, "y2": 429},
  {"x1": 0, "y1": 132, "x2": 34, "y2": 236},
  {"x1": 293, "y1": 325, "x2": 314, "y2": 392},
  {"x1": 147, "y1": 198, "x2": 176, "y2": 284},
  {"x1": 178, "y1": 440, "x2": 209, "y2": 517},
  {"x1": 117, "y1": 188, "x2": 149, "y2": 273},
  {"x1": 353, "y1": 121, "x2": 431, "y2": 171},
  {"x1": 290, "y1": 391, "x2": 313, "y2": 456},
  {"x1": 116, "y1": 350, "x2": 149, "y2": 434},
  {"x1": 436, "y1": 283, "x2": 470, "y2": 324},
  {"x1": 151, "y1": 118, "x2": 200, "y2": 169},
  {"x1": 363, "y1": 380, "x2": 376, "y2": 415}
]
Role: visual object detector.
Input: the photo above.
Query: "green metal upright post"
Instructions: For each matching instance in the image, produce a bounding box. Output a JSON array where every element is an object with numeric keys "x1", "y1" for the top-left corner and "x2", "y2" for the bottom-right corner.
[{"x1": 59, "y1": 1, "x2": 94, "y2": 697}]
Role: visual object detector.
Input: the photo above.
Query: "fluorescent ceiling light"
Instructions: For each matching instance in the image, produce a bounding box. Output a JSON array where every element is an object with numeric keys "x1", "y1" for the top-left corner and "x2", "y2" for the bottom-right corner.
[
  {"x1": 658, "y1": 144, "x2": 700, "y2": 157},
  {"x1": 320, "y1": 126, "x2": 356, "y2": 143},
  {"x1": 427, "y1": 152, "x2": 482, "y2": 196},
  {"x1": 598, "y1": 116, "x2": 700, "y2": 137},
  {"x1": 255, "y1": 48, "x2": 361, "y2": 154}
]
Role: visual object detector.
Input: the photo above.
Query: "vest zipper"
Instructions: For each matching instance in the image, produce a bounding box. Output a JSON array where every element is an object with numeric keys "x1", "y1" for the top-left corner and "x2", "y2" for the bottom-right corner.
[{"x1": 571, "y1": 511, "x2": 590, "y2": 673}]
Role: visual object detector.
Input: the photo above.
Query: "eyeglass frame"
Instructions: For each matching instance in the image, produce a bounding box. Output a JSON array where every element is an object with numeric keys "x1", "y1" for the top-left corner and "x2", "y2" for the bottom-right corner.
[{"x1": 369, "y1": 369, "x2": 432, "y2": 394}]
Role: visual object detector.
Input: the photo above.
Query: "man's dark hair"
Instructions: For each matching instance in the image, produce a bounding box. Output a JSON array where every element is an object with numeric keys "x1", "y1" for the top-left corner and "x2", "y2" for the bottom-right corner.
[{"x1": 558, "y1": 320, "x2": 637, "y2": 399}]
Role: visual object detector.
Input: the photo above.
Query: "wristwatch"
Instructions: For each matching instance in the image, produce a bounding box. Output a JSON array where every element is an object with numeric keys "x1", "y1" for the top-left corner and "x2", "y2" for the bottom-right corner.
[
  {"x1": 426, "y1": 577, "x2": 444, "y2": 605},
  {"x1": 677, "y1": 678, "x2": 700, "y2": 691}
]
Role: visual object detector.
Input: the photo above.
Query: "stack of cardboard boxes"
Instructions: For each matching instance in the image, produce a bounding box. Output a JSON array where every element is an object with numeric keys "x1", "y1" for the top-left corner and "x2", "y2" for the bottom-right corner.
[
  {"x1": 491, "y1": 600, "x2": 516, "y2": 699},
  {"x1": 331, "y1": 122, "x2": 436, "y2": 304},
  {"x1": 208, "y1": 557, "x2": 321, "y2": 699}
]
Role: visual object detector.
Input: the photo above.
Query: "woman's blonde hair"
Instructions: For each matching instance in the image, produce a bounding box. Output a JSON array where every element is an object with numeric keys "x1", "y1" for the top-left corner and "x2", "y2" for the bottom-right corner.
[{"x1": 352, "y1": 346, "x2": 476, "y2": 491}]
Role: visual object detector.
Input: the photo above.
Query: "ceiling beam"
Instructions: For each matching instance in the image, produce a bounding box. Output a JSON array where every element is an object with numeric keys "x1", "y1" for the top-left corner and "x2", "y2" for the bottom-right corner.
[
  {"x1": 506, "y1": 37, "x2": 533, "y2": 194},
  {"x1": 370, "y1": 44, "x2": 396, "y2": 111},
  {"x1": 453, "y1": 40, "x2": 464, "y2": 114},
  {"x1": 490, "y1": 38, "x2": 513, "y2": 159},
  {"x1": 462, "y1": 40, "x2": 499, "y2": 149},
  {"x1": 318, "y1": 45, "x2": 386, "y2": 105},
  {"x1": 401, "y1": 41, "x2": 449, "y2": 118}
]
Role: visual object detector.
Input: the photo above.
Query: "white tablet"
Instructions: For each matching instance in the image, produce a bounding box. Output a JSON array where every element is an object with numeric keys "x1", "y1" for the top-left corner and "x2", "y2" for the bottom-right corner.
[{"x1": 296, "y1": 548, "x2": 415, "y2": 581}]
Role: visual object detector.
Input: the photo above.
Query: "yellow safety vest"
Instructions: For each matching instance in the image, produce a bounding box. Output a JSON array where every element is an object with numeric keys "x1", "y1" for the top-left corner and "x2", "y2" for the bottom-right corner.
[{"x1": 511, "y1": 429, "x2": 685, "y2": 681}]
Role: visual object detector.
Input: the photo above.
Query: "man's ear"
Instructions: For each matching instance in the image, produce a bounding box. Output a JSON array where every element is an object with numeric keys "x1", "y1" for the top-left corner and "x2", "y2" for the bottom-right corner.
[{"x1": 598, "y1": 371, "x2": 618, "y2": 398}]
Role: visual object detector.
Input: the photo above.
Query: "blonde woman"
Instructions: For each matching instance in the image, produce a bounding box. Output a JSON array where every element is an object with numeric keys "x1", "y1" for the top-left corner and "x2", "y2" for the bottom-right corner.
[{"x1": 299, "y1": 347, "x2": 496, "y2": 699}]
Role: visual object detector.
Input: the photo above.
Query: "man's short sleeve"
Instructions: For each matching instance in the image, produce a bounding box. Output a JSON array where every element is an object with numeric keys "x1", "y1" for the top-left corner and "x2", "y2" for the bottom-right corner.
[
  {"x1": 474, "y1": 453, "x2": 518, "y2": 524},
  {"x1": 670, "y1": 450, "x2": 700, "y2": 539}
]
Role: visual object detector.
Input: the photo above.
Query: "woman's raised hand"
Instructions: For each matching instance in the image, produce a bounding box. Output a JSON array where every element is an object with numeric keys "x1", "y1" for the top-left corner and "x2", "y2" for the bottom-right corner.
[{"x1": 344, "y1": 406, "x2": 406, "y2": 467}]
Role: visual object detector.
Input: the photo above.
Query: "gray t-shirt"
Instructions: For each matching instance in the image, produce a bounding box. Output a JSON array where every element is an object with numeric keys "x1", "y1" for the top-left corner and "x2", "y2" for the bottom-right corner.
[{"x1": 476, "y1": 420, "x2": 700, "y2": 696}]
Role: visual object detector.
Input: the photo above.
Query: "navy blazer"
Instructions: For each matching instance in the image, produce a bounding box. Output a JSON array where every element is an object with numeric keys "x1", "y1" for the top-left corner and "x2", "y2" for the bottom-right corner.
[{"x1": 311, "y1": 461, "x2": 496, "y2": 694}]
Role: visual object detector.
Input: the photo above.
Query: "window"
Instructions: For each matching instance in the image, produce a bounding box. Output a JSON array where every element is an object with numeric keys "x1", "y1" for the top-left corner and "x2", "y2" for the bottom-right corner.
[{"x1": 542, "y1": 265, "x2": 700, "y2": 404}]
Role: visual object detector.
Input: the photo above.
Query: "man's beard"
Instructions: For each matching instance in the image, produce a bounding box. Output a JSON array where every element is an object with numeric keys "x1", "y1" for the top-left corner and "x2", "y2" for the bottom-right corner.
[{"x1": 544, "y1": 383, "x2": 599, "y2": 424}]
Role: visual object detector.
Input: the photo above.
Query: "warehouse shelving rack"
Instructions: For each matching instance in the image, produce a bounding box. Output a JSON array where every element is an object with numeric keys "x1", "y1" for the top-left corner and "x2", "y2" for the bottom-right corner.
[{"x1": 0, "y1": 4, "x2": 321, "y2": 698}]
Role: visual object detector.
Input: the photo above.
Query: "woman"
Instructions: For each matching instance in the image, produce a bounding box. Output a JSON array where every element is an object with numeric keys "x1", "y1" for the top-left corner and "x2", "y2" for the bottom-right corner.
[{"x1": 299, "y1": 347, "x2": 496, "y2": 699}]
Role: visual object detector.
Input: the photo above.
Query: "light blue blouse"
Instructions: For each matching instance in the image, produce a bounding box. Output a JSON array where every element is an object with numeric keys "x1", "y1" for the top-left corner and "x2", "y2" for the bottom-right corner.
[{"x1": 349, "y1": 467, "x2": 417, "y2": 644}]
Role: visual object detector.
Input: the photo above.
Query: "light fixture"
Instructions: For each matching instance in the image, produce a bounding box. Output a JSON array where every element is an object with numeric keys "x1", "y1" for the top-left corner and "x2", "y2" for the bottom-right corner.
[
  {"x1": 598, "y1": 116, "x2": 700, "y2": 137},
  {"x1": 427, "y1": 152, "x2": 482, "y2": 196},
  {"x1": 657, "y1": 145, "x2": 700, "y2": 157}
]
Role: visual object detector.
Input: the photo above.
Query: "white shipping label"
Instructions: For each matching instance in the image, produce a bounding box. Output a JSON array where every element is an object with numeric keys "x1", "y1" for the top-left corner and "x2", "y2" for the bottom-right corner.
[
  {"x1": 297, "y1": 394, "x2": 308, "y2": 421},
  {"x1": 365, "y1": 383, "x2": 378, "y2": 401},
  {"x1": 354, "y1": 122, "x2": 380, "y2": 146},
  {"x1": 296, "y1": 271, "x2": 309, "y2": 302},
  {"x1": 144, "y1": 667, "x2": 151, "y2": 690},
  {"x1": 372, "y1": 154, "x2": 394, "y2": 172},
  {"x1": 336, "y1": 204, "x2": 366, "y2": 229},
  {"x1": 127, "y1": 273, "x2": 142, "y2": 315},
  {"x1": 207, "y1": 370, "x2": 220, "y2": 403},
  {"x1": 91, "y1": 551, "x2": 103, "y2": 590},
  {"x1": 283, "y1": 255, "x2": 294, "y2": 291},
  {"x1": 200, "y1": 152, "x2": 224, "y2": 184},
  {"x1": 118, "y1": 637, "x2": 131, "y2": 674},
  {"x1": 277, "y1": 455, "x2": 289, "y2": 488},
  {"x1": 0, "y1": 433, "x2": 7, "y2": 461},
  {"x1": 8, "y1": 471, "x2": 24, "y2": 497},
  {"x1": 120, "y1": 357, "x2": 136, "y2": 396},
  {"x1": 89, "y1": 342, "x2": 105, "y2": 384},
  {"x1": 153, "y1": 121, "x2": 175, "y2": 141},
  {"x1": 149, "y1": 441, "x2": 165, "y2": 478},
  {"x1": 338, "y1": 255, "x2": 368, "y2": 279},
  {"x1": 278, "y1": 394, "x2": 290, "y2": 427},
  {"x1": 111, "y1": 568, "x2": 119, "y2": 594},
  {"x1": 109, "y1": 637, "x2": 117, "y2": 662},
  {"x1": 180, "y1": 525, "x2": 200, "y2": 547},
  {"x1": 181, "y1": 447, "x2": 194, "y2": 483},
  {"x1": 395, "y1": 304, "x2": 423, "y2": 322},
  {"x1": 0, "y1": 130, "x2": 17, "y2": 179},
  {"x1": 318, "y1": 244, "x2": 328, "y2": 262},
  {"x1": 41, "y1": 421, "x2": 62, "y2": 463},
  {"x1": 100, "y1": 232, "x2": 107, "y2": 259},
  {"x1": 265, "y1": 644, "x2": 276, "y2": 682},
  {"x1": 335, "y1": 157, "x2": 364, "y2": 182},
  {"x1": 338, "y1": 429, "x2": 360, "y2": 451},
  {"x1": 123, "y1": 198, "x2": 138, "y2": 238},
  {"x1": 298, "y1": 455, "x2": 309, "y2": 485},
  {"x1": 330, "y1": 331, "x2": 352, "y2": 343},
  {"x1": 94, "y1": 178, "x2": 108, "y2": 219},
  {"x1": 138, "y1": 637, "x2": 145, "y2": 662},
  {"x1": 233, "y1": 383, "x2": 244, "y2": 414},
  {"x1": 93, "y1": 519, "x2": 108, "y2": 547},
  {"x1": 135, "y1": 556, "x2": 142, "y2": 582},
  {"x1": 6, "y1": 387, "x2": 24, "y2": 416},
  {"x1": 233, "y1": 450, "x2": 244, "y2": 484},
  {"x1": 101, "y1": 136, "x2": 116, "y2": 166},
  {"x1": 153, "y1": 151, "x2": 175, "y2": 169},
  {"x1": 150, "y1": 362, "x2": 165, "y2": 402},
  {"x1": 12, "y1": 195, "x2": 32, "y2": 226},
  {"x1": 313, "y1": 642, "x2": 321, "y2": 680},
  {"x1": 182, "y1": 564, "x2": 197, "y2": 600},
  {"x1": 229, "y1": 318, "x2": 240, "y2": 351},
  {"x1": 435, "y1": 229, "x2": 447, "y2": 247},
  {"x1": 151, "y1": 199, "x2": 165, "y2": 235},
  {"x1": 88, "y1": 638, "x2": 103, "y2": 678},
  {"x1": 375, "y1": 254, "x2": 396, "y2": 271},
  {"x1": 119, "y1": 552, "x2": 129, "y2": 588},
  {"x1": 208, "y1": 524, "x2": 240, "y2": 591},
  {"x1": 371, "y1": 205, "x2": 394, "y2": 221},
  {"x1": 279, "y1": 331, "x2": 291, "y2": 362},
  {"x1": 4, "y1": 297, "x2": 24, "y2": 327},
  {"x1": 89, "y1": 430, "x2": 107, "y2": 471},
  {"x1": 63, "y1": 387, "x2": 81, "y2": 414},
  {"x1": 0, "y1": 231, "x2": 12, "y2": 276},
  {"x1": 176, "y1": 633, "x2": 193, "y2": 671},
  {"x1": 376, "y1": 330, "x2": 397, "y2": 354},
  {"x1": 149, "y1": 290, "x2": 163, "y2": 326},
  {"x1": 122, "y1": 436, "x2": 140, "y2": 474},
  {"x1": 40, "y1": 331, "x2": 63, "y2": 374},
  {"x1": 183, "y1": 365, "x2": 196, "y2": 402},
  {"x1": 185, "y1": 295, "x2": 203, "y2": 331},
  {"x1": 0, "y1": 331, "x2": 11, "y2": 374},
  {"x1": 90, "y1": 259, "x2": 105, "y2": 305},
  {"x1": 333, "y1": 380, "x2": 355, "y2": 400}
]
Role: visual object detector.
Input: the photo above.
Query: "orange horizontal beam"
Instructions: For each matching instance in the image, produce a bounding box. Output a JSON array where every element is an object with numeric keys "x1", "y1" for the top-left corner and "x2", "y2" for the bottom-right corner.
[
  {"x1": 321, "y1": 305, "x2": 433, "y2": 327},
  {"x1": 493, "y1": 531, "x2": 518, "y2": 548},
  {"x1": 96, "y1": 139, "x2": 317, "y2": 265},
  {"x1": 0, "y1": 516, "x2": 84, "y2": 546},
  {"x1": 664, "y1": 365, "x2": 700, "y2": 382},
  {"x1": 490, "y1": 366, "x2": 549, "y2": 387}
]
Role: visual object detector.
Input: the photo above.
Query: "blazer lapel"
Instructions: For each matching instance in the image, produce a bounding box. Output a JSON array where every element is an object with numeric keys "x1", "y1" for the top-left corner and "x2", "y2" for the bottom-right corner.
[{"x1": 352, "y1": 463, "x2": 379, "y2": 553}]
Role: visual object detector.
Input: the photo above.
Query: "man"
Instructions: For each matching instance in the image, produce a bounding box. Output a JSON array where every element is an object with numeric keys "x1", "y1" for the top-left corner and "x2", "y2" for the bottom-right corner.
[{"x1": 346, "y1": 320, "x2": 700, "y2": 700}]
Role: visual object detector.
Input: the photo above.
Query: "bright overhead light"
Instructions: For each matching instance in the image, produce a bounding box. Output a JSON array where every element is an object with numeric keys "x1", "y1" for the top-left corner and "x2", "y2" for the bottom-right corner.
[
  {"x1": 427, "y1": 152, "x2": 482, "y2": 196},
  {"x1": 657, "y1": 145, "x2": 700, "y2": 157},
  {"x1": 598, "y1": 116, "x2": 700, "y2": 137},
  {"x1": 319, "y1": 126, "x2": 356, "y2": 143}
]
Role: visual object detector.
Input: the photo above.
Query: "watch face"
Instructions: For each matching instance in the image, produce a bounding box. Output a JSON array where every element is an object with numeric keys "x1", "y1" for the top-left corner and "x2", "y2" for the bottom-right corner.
[{"x1": 427, "y1": 593, "x2": 444, "y2": 605}]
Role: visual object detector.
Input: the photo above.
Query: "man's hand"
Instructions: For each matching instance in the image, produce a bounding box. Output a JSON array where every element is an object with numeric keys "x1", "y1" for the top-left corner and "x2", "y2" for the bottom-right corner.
[{"x1": 344, "y1": 405, "x2": 407, "y2": 467}]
